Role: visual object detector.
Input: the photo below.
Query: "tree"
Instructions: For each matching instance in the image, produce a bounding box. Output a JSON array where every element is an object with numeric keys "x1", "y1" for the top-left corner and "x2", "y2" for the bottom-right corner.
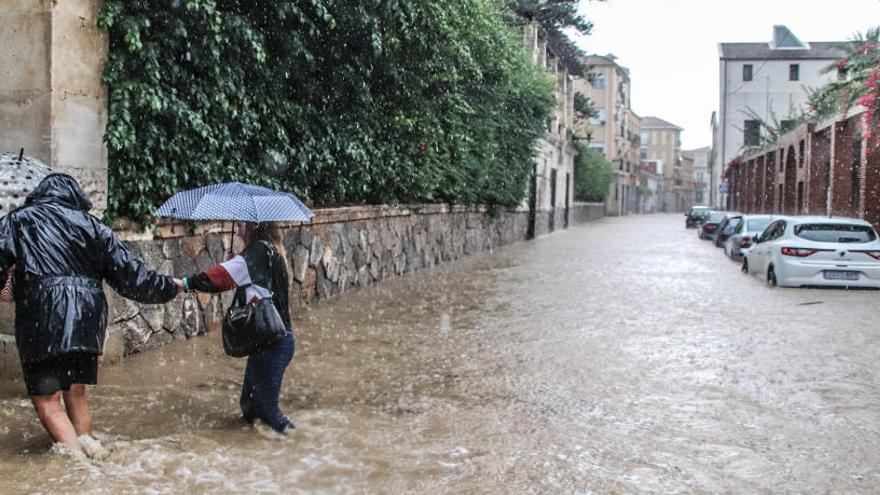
[
  {"x1": 574, "y1": 92, "x2": 598, "y2": 120},
  {"x1": 573, "y1": 143, "x2": 613, "y2": 202},
  {"x1": 504, "y1": 0, "x2": 594, "y2": 36}
]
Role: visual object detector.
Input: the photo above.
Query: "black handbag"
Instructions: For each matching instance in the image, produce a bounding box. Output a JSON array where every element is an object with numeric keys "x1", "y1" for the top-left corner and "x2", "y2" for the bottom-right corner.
[{"x1": 222, "y1": 243, "x2": 287, "y2": 357}]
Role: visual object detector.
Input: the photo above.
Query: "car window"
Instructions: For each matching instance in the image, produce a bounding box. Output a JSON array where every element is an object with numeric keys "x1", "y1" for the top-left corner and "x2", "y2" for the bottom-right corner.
[
  {"x1": 762, "y1": 220, "x2": 784, "y2": 241},
  {"x1": 708, "y1": 212, "x2": 726, "y2": 223},
  {"x1": 722, "y1": 218, "x2": 740, "y2": 234},
  {"x1": 690, "y1": 208, "x2": 709, "y2": 217},
  {"x1": 794, "y1": 223, "x2": 878, "y2": 243},
  {"x1": 747, "y1": 218, "x2": 772, "y2": 232},
  {"x1": 735, "y1": 220, "x2": 745, "y2": 234}
]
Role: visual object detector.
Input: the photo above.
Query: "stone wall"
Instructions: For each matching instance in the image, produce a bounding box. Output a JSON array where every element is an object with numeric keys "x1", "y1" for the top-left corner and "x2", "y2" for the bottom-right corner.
[
  {"x1": 570, "y1": 202, "x2": 605, "y2": 225},
  {"x1": 109, "y1": 205, "x2": 532, "y2": 357},
  {"x1": 0, "y1": 0, "x2": 109, "y2": 213},
  {"x1": 0, "y1": 202, "x2": 603, "y2": 372}
]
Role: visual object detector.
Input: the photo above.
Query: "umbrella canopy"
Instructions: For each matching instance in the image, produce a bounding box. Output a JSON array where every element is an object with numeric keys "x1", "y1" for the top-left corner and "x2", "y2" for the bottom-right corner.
[
  {"x1": 155, "y1": 182, "x2": 313, "y2": 223},
  {"x1": 0, "y1": 150, "x2": 53, "y2": 215}
]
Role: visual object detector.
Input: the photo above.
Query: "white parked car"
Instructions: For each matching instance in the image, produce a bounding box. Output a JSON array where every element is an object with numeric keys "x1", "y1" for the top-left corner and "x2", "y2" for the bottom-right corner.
[
  {"x1": 724, "y1": 214, "x2": 776, "y2": 261},
  {"x1": 743, "y1": 216, "x2": 880, "y2": 288}
]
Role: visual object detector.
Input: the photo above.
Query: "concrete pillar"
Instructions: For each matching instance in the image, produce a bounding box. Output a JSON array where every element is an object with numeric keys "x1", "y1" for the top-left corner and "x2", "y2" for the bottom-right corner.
[{"x1": 0, "y1": 0, "x2": 108, "y2": 213}]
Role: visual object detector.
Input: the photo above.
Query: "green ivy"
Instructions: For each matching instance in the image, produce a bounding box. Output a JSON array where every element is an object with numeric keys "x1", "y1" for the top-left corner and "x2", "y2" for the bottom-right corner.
[
  {"x1": 572, "y1": 143, "x2": 613, "y2": 202},
  {"x1": 98, "y1": 0, "x2": 555, "y2": 223}
]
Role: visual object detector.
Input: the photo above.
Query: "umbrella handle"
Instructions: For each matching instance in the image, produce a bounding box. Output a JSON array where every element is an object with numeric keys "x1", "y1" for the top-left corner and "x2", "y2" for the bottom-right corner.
[{"x1": 227, "y1": 221, "x2": 235, "y2": 260}]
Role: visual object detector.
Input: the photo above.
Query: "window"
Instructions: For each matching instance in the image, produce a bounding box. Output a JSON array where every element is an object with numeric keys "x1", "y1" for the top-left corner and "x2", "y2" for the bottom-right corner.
[
  {"x1": 640, "y1": 131, "x2": 649, "y2": 145},
  {"x1": 590, "y1": 108, "x2": 606, "y2": 125},
  {"x1": 780, "y1": 119, "x2": 796, "y2": 133},
  {"x1": 590, "y1": 143, "x2": 605, "y2": 156},
  {"x1": 744, "y1": 120, "x2": 761, "y2": 146},
  {"x1": 762, "y1": 220, "x2": 786, "y2": 241},
  {"x1": 789, "y1": 64, "x2": 799, "y2": 81},
  {"x1": 592, "y1": 73, "x2": 605, "y2": 90},
  {"x1": 747, "y1": 218, "x2": 772, "y2": 232},
  {"x1": 743, "y1": 64, "x2": 753, "y2": 81},
  {"x1": 837, "y1": 67, "x2": 847, "y2": 81},
  {"x1": 640, "y1": 150, "x2": 647, "y2": 160},
  {"x1": 794, "y1": 224, "x2": 877, "y2": 243}
]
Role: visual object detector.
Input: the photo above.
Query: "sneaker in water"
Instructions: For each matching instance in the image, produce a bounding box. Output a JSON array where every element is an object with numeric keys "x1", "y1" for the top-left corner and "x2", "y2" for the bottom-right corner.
[
  {"x1": 77, "y1": 435, "x2": 109, "y2": 461},
  {"x1": 280, "y1": 421, "x2": 296, "y2": 436}
]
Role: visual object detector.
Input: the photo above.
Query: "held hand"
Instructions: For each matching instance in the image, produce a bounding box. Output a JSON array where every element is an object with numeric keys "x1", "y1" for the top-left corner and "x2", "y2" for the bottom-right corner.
[{"x1": 173, "y1": 278, "x2": 185, "y2": 294}]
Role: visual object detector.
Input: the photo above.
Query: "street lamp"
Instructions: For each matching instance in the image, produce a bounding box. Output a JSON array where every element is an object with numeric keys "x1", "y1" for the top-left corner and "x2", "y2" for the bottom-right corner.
[{"x1": 572, "y1": 130, "x2": 592, "y2": 145}]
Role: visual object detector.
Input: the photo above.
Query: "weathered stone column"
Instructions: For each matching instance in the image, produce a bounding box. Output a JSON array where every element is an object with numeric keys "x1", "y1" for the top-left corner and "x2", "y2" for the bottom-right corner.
[
  {"x1": 0, "y1": 0, "x2": 108, "y2": 213},
  {"x1": 0, "y1": 1, "x2": 108, "y2": 374}
]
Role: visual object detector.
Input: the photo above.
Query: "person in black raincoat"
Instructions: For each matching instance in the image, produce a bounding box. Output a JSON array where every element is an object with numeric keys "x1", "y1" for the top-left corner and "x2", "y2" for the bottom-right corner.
[{"x1": 0, "y1": 173, "x2": 181, "y2": 456}]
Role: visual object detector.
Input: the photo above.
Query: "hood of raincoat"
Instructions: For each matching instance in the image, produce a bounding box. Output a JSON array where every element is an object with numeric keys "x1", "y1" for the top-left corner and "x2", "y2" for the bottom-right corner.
[
  {"x1": 0, "y1": 174, "x2": 176, "y2": 364},
  {"x1": 24, "y1": 173, "x2": 93, "y2": 212}
]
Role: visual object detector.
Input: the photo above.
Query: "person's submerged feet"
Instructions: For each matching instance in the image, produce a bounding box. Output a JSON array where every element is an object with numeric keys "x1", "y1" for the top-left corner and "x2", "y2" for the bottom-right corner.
[
  {"x1": 77, "y1": 435, "x2": 109, "y2": 461},
  {"x1": 279, "y1": 419, "x2": 295, "y2": 435}
]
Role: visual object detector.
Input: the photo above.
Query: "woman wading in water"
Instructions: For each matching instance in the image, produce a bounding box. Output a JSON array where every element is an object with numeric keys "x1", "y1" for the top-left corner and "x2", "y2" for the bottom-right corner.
[{"x1": 181, "y1": 222, "x2": 296, "y2": 433}]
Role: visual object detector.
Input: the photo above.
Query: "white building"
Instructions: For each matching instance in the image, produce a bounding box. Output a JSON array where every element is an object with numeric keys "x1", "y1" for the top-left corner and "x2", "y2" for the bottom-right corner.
[{"x1": 715, "y1": 25, "x2": 847, "y2": 202}]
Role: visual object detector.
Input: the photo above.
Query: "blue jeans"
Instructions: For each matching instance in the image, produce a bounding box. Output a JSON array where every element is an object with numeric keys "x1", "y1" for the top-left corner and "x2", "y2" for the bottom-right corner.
[{"x1": 240, "y1": 329, "x2": 295, "y2": 432}]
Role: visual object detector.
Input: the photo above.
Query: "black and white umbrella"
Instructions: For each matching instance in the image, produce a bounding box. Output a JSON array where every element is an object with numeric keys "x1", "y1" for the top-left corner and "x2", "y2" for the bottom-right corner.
[
  {"x1": 155, "y1": 182, "x2": 313, "y2": 223},
  {"x1": 0, "y1": 149, "x2": 53, "y2": 215}
]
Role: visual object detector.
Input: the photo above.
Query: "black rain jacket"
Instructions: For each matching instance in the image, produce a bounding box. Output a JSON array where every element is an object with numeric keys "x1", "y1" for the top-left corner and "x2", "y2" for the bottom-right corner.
[{"x1": 0, "y1": 174, "x2": 177, "y2": 364}]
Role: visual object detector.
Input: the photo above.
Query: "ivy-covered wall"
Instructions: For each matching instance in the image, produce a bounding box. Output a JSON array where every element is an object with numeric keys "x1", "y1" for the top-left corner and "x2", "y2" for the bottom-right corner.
[{"x1": 98, "y1": 0, "x2": 556, "y2": 224}]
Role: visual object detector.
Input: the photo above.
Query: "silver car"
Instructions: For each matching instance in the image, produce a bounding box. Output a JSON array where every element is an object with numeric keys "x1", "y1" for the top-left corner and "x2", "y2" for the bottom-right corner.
[{"x1": 724, "y1": 214, "x2": 775, "y2": 261}]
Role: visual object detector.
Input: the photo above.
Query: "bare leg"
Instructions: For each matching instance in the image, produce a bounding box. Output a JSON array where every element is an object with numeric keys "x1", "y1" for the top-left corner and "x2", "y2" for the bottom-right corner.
[
  {"x1": 62, "y1": 384, "x2": 92, "y2": 437},
  {"x1": 31, "y1": 393, "x2": 81, "y2": 451}
]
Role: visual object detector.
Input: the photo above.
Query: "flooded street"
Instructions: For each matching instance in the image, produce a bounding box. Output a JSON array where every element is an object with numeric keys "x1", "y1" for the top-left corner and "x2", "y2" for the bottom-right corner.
[{"x1": 2, "y1": 213, "x2": 880, "y2": 493}]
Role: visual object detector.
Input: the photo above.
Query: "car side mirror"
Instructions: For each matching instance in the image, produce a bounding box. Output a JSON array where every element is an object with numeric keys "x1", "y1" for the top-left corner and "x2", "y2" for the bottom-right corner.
[{"x1": 753, "y1": 235, "x2": 761, "y2": 244}]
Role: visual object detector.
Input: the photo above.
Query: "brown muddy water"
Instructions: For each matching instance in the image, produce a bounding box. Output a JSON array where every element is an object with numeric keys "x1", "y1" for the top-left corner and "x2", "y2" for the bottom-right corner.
[{"x1": 1, "y1": 214, "x2": 879, "y2": 494}]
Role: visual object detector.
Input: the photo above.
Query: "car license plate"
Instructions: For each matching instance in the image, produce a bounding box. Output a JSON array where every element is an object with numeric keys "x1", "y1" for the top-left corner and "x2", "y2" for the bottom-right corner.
[{"x1": 824, "y1": 270, "x2": 859, "y2": 281}]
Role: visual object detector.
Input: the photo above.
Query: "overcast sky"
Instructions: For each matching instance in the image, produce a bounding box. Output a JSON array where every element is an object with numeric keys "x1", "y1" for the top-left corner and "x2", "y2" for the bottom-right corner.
[{"x1": 571, "y1": 0, "x2": 880, "y2": 150}]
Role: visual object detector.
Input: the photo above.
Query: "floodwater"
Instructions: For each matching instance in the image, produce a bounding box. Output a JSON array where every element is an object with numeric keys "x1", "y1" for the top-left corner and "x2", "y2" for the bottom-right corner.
[{"x1": 1, "y1": 214, "x2": 880, "y2": 493}]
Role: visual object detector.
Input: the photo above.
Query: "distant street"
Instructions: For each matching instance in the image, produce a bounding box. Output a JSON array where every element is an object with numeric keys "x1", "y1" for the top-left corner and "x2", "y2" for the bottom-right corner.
[{"x1": 1, "y1": 214, "x2": 879, "y2": 493}]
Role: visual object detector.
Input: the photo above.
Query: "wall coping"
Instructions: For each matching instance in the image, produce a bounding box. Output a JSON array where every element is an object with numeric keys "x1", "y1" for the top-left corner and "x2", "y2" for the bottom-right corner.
[
  {"x1": 115, "y1": 203, "x2": 533, "y2": 241},
  {"x1": 734, "y1": 105, "x2": 867, "y2": 166}
]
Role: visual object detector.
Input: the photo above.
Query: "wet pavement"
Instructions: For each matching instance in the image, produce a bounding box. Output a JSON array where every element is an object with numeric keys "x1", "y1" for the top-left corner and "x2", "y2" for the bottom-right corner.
[{"x1": 1, "y1": 213, "x2": 879, "y2": 493}]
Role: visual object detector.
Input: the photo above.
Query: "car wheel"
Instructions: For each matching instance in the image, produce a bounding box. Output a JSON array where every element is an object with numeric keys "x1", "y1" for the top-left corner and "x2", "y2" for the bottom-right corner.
[
  {"x1": 742, "y1": 258, "x2": 749, "y2": 273},
  {"x1": 767, "y1": 265, "x2": 777, "y2": 287}
]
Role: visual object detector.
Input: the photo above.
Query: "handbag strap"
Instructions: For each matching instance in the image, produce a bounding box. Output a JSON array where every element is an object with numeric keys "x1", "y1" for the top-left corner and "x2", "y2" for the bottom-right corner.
[{"x1": 233, "y1": 241, "x2": 277, "y2": 304}]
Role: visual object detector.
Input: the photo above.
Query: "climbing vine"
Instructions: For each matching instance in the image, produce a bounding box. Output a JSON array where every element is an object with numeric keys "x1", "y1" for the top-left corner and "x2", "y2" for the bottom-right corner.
[{"x1": 98, "y1": 0, "x2": 556, "y2": 223}]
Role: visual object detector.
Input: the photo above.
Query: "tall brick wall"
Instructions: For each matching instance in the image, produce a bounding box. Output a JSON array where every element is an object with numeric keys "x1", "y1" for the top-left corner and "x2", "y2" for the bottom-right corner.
[{"x1": 726, "y1": 111, "x2": 878, "y2": 229}]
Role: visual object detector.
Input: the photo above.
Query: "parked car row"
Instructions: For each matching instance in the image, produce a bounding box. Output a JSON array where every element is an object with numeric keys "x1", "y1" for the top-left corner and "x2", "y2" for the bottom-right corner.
[{"x1": 689, "y1": 207, "x2": 880, "y2": 289}]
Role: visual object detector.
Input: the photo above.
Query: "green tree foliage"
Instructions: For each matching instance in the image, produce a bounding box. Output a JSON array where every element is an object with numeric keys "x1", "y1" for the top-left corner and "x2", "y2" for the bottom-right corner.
[
  {"x1": 572, "y1": 143, "x2": 613, "y2": 202},
  {"x1": 573, "y1": 92, "x2": 598, "y2": 120},
  {"x1": 505, "y1": 0, "x2": 594, "y2": 35},
  {"x1": 98, "y1": 0, "x2": 555, "y2": 223}
]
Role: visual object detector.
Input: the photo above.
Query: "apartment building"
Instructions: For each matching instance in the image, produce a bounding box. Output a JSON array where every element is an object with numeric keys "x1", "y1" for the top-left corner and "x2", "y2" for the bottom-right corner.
[
  {"x1": 523, "y1": 22, "x2": 576, "y2": 236},
  {"x1": 573, "y1": 54, "x2": 641, "y2": 216},
  {"x1": 683, "y1": 146, "x2": 711, "y2": 204},
  {"x1": 641, "y1": 116, "x2": 689, "y2": 212},
  {"x1": 714, "y1": 25, "x2": 848, "y2": 206}
]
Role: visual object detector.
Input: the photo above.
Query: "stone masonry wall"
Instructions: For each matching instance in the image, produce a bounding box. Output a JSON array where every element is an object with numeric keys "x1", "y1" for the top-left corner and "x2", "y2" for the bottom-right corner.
[
  {"x1": 0, "y1": 202, "x2": 604, "y2": 374},
  {"x1": 109, "y1": 204, "x2": 533, "y2": 357}
]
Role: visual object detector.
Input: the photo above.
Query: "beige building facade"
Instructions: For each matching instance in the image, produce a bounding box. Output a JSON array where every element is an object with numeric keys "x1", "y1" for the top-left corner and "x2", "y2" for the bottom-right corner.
[
  {"x1": 684, "y1": 146, "x2": 711, "y2": 205},
  {"x1": 574, "y1": 55, "x2": 641, "y2": 216},
  {"x1": 523, "y1": 22, "x2": 576, "y2": 235},
  {"x1": 640, "y1": 116, "x2": 691, "y2": 212}
]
